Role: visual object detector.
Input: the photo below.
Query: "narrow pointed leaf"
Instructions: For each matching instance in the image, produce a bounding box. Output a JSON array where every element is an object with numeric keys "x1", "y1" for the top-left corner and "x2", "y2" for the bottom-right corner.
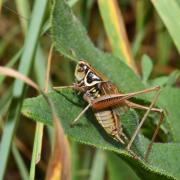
[{"x1": 151, "y1": 0, "x2": 180, "y2": 53}]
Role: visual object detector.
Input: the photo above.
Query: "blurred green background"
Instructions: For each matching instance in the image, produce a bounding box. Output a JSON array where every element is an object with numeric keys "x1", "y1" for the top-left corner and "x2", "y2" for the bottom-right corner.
[{"x1": 0, "y1": 0, "x2": 179, "y2": 179}]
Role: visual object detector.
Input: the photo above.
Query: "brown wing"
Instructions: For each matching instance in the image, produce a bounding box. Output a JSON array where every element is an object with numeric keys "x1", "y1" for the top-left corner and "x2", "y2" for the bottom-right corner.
[{"x1": 100, "y1": 81, "x2": 119, "y2": 95}]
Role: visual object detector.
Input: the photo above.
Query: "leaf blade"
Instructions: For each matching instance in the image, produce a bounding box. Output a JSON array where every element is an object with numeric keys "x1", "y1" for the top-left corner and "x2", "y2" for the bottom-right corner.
[{"x1": 22, "y1": 90, "x2": 177, "y2": 179}]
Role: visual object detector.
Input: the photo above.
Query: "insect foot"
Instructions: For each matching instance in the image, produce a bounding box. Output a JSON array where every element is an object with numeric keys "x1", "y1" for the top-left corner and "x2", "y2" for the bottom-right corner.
[{"x1": 126, "y1": 148, "x2": 141, "y2": 161}]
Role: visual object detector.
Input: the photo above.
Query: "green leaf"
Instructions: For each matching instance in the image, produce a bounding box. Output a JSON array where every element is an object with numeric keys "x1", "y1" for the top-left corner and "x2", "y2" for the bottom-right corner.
[
  {"x1": 158, "y1": 87, "x2": 180, "y2": 141},
  {"x1": 141, "y1": 55, "x2": 153, "y2": 83},
  {"x1": 149, "y1": 76, "x2": 169, "y2": 87},
  {"x1": 44, "y1": 0, "x2": 180, "y2": 179},
  {"x1": 22, "y1": 89, "x2": 143, "y2": 155},
  {"x1": 22, "y1": 89, "x2": 178, "y2": 179},
  {"x1": 151, "y1": 0, "x2": 180, "y2": 53},
  {"x1": 148, "y1": 70, "x2": 180, "y2": 87},
  {"x1": 51, "y1": 0, "x2": 145, "y2": 94},
  {"x1": 165, "y1": 71, "x2": 180, "y2": 87}
]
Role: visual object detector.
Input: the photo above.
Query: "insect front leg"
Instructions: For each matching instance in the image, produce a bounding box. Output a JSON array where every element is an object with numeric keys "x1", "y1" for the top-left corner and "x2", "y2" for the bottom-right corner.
[
  {"x1": 54, "y1": 84, "x2": 92, "y2": 127},
  {"x1": 70, "y1": 90, "x2": 99, "y2": 127},
  {"x1": 53, "y1": 83, "x2": 87, "y2": 93},
  {"x1": 70, "y1": 103, "x2": 91, "y2": 127}
]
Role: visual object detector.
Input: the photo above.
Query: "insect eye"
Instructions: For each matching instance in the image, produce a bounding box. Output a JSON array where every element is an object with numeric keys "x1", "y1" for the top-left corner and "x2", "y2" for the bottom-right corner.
[
  {"x1": 87, "y1": 72, "x2": 100, "y2": 84},
  {"x1": 78, "y1": 65, "x2": 87, "y2": 72},
  {"x1": 87, "y1": 72, "x2": 93, "y2": 83},
  {"x1": 77, "y1": 67, "x2": 83, "y2": 72}
]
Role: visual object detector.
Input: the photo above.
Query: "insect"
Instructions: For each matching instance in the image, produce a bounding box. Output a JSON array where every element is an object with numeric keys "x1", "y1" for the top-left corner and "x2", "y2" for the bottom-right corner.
[{"x1": 54, "y1": 61, "x2": 165, "y2": 161}]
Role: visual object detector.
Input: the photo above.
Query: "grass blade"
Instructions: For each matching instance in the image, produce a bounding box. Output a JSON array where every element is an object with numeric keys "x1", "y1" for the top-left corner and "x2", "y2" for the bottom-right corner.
[
  {"x1": 30, "y1": 124, "x2": 43, "y2": 179},
  {"x1": 98, "y1": 0, "x2": 138, "y2": 73},
  {"x1": 0, "y1": 0, "x2": 3, "y2": 13},
  {"x1": 132, "y1": 1, "x2": 152, "y2": 56},
  {"x1": 0, "y1": 100, "x2": 22, "y2": 180},
  {"x1": 30, "y1": 45, "x2": 53, "y2": 179},
  {"x1": 0, "y1": 0, "x2": 48, "y2": 179},
  {"x1": 156, "y1": 16, "x2": 172, "y2": 65},
  {"x1": 0, "y1": 48, "x2": 22, "y2": 85},
  {"x1": 89, "y1": 150, "x2": 106, "y2": 180},
  {"x1": 71, "y1": 142, "x2": 79, "y2": 180},
  {"x1": 68, "y1": 0, "x2": 80, "y2": 7},
  {"x1": 0, "y1": 64, "x2": 70, "y2": 180},
  {"x1": 151, "y1": 0, "x2": 180, "y2": 53},
  {"x1": 15, "y1": 1, "x2": 52, "y2": 176},
  {"x1": 15, "y1": 0, "x2": 30, "y2": 33},
  {"x1": 12, "y1": 144, "x2": 29, "y2": 180},
  {"x1": 13, "y1": 0, "x2": 48, "y2": 96}
]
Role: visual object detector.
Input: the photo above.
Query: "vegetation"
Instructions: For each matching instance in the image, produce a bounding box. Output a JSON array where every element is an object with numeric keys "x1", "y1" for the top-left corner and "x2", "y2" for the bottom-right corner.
[{"x1": 0, "y1": 0, "x2": 179, "y2": 179}]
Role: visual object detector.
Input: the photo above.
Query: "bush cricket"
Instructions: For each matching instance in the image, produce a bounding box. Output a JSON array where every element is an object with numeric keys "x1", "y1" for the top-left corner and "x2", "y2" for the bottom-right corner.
[{"x1": 54, "y1": 61, "x2": 165, "y2": 161}]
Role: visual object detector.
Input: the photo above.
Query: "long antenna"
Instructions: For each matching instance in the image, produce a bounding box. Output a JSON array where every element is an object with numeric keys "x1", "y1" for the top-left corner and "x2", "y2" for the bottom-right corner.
[
  {"x1": 2, "y1": 4, "x2": 29, "y2": 21},
  {"x1": 2, "y1": 4, "x2": 51, "y2": 38}
]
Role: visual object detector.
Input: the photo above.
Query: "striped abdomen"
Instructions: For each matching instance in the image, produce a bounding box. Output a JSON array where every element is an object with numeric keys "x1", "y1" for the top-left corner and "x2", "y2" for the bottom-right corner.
[{"x1": 94, "y1": 108, "x2": 125, "y2": 144}]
